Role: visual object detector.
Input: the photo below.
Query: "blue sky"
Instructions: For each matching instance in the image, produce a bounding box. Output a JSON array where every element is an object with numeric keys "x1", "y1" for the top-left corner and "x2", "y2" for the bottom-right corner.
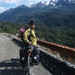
[{"x1": 0, "y1": 0, "x2": 50, "y2": 13}]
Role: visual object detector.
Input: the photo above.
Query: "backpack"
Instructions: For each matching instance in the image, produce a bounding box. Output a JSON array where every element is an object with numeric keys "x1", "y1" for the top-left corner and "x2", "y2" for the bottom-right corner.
[
  {"x1": 20, "y1": 27, "x2": 27, "y2": 37},
  {"x1": 20, "y1": 26, "x2": 31, "y2": 42}
]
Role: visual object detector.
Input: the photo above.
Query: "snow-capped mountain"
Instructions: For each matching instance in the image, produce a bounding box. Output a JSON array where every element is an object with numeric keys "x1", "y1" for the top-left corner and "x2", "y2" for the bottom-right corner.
[
  {"x1": 49, "y1": 0, "x2": 75, "y2": 4},
  {"x1": 29, "y1": 1, "x2": 49, "y2": 8},
  {"x1": 49, "y1": 0, "x2": 75, "y2": 7},
  {"x1": 29, "y1": 0, "x2": 75, "y2": 8},
  {"x1": 0, "y1": 0, "x2": 75, "y2": 21},
  {"x1": 67, "y1": 0, "x2": 75, "y2": 3},
  {"x1": 1, "y1": 0, "x2": 75, "y2": 14},
  {"x1": 49, "y1": 0, "x2": 58, "y2": 6}
]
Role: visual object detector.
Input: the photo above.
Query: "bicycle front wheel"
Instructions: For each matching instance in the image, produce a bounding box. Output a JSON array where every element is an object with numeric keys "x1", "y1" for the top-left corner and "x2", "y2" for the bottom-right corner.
[{"x1": 28, "y1": 55, "x2": 32, "y2": 75}]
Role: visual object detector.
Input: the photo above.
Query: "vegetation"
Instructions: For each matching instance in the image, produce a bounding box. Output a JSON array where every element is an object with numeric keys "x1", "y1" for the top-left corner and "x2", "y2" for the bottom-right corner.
[
  {"x1": 35, "y1": 26, "x2": 75, "y2": 48},
  {"x1": 0, "y1": 21, "x2": 20, "y2": 34}
]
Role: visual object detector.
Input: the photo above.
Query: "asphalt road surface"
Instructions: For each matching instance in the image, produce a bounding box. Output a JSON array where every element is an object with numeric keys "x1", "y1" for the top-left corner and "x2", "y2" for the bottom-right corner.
[{"x1": 0, "y1": 33, "x2": 51, "y2": 75}]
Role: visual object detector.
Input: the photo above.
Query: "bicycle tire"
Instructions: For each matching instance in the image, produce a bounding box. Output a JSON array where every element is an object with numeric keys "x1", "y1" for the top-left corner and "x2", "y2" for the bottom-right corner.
[{"x1": 28, "y1": 55, "x2": 31, "y2": 75}]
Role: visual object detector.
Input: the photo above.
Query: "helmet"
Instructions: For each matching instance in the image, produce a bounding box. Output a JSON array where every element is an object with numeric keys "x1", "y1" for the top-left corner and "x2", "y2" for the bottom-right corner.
[{"x1": 29, "y1": 19, "x2": 35, "y2": 25}]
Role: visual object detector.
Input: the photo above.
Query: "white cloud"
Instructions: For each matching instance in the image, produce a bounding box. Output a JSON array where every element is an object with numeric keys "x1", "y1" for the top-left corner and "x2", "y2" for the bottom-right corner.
[
  {"x1": 0, "y1": 0, "x2": 41, "y2": 4},
  {"x1": 0, "y1": 7, "x2": 5, "y2": 10},
  {"x1": 33, "y1": 0, "x2": 40, "y2": 1},
  {"x1": 0, "y1": 7, "x2": 9, "y2": 13},
  {"x1": 29, "y1": 2, "x2": 33, "y2": 5},
  {"x1": 0, "y1": 0, "x2": 21, "y2": 4},
  {"x1": 0, "y1": 7, "x2": 5, "y2": 13},
  {"x1": 28, "y1": 0, "x2": 40, "y2": 1}
]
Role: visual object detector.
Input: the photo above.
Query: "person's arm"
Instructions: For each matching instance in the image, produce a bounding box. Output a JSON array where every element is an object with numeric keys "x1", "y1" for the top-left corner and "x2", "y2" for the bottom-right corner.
[
  {"x1": 23, "y1": 29, "x2": 30, "y2": 43},
  {"x1": 31, "y1": 29, "x2": 37, "y2": 46}
]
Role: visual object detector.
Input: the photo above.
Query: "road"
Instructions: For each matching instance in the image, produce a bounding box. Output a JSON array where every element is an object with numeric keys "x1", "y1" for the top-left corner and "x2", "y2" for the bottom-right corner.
[{"x1": 0, "y1": 33, "x2": 51, "y2": 75}]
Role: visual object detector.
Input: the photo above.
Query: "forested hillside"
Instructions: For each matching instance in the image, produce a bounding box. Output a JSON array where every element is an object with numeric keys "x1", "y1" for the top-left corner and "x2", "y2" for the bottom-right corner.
[
  {"x1": 14, "y1": 9, "x2": 75, "y2": 29},
  {"x1": 0, "y1": 7, "x2": 75, "y2": 29},
  {"x1": 0, "y1": 21, "x2": 75, "y2": 48}
]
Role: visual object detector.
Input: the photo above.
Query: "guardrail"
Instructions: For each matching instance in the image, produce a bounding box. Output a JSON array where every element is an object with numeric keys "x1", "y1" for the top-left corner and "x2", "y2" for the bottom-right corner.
[{"x1": 37, "y1": 40, "x2": 75, "y2": 57}]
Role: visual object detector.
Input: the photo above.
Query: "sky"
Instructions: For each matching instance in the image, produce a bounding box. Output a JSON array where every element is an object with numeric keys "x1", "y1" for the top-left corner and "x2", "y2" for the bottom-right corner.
[{"x1": 0, "y1": 0, "x2": 50, "y2": 13}]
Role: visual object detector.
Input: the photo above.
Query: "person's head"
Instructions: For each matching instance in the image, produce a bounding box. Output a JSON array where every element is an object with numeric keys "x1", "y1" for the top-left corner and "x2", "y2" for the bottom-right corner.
[{"x1": 29, "y1": 20, "x2": 35, "y2": 29}]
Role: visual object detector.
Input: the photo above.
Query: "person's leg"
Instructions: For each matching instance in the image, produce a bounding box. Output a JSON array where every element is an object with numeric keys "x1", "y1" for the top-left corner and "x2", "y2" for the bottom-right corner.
[
  {"x1": 33, "y1": 46, "x2": 40, "y2": 54},
  {"x1": 27, "y1": 44, "x2": 33, "y2": 66},
  {"x1": 24, "y1": 44, "x2": 28, "y2": 65},
  {"x1": 20, "y1": 43, "x2": 28, "y2": 65},
  {"x1": 33, "y1": 46, "x2": 40, "y2": 64}
]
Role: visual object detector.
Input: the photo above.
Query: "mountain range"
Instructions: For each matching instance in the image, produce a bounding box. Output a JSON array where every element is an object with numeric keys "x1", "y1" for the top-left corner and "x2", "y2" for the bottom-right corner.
[{"x1": 0, "y1": 0, "x2": 75, "y2": 28}]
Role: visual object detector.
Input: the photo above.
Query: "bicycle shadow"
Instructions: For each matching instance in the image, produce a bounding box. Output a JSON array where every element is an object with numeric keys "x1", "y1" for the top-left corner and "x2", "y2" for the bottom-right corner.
[
  {"x1": 12, "y1": 38, "x2": 22, "y2": 47},
  {"x1": 0, "y1": 58, "x2": 28, "y2": 75}
]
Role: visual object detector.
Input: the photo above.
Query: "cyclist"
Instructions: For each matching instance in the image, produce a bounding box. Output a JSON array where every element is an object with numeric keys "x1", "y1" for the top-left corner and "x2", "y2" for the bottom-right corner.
[
  {"x1": 20, "y1": 20, "x2": 39, "y2": 66},
  {"x1": 23, "y1": 20, "x2": 37, "y2": 46}
]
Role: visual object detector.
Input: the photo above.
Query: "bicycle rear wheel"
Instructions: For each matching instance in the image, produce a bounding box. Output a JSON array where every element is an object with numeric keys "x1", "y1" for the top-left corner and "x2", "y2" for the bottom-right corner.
[{"x1": 28, "y1": 55, "x2": 32, "y2": 75}]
